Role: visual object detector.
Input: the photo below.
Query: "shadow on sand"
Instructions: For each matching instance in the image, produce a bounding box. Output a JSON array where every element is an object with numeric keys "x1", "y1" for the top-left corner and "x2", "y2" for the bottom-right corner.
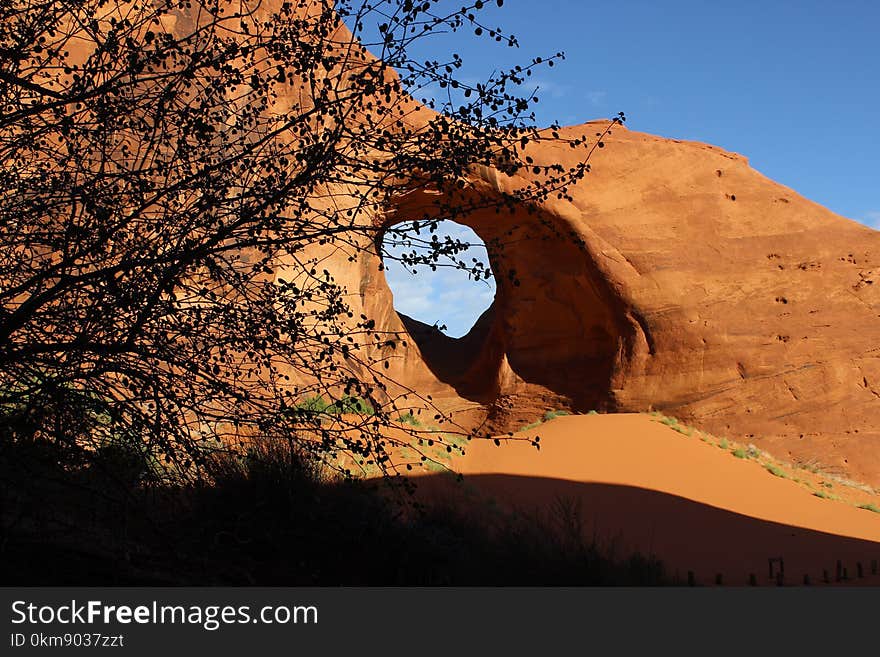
[{"x1": 412, "y1": 472, "x2": 880, "y2": 586}]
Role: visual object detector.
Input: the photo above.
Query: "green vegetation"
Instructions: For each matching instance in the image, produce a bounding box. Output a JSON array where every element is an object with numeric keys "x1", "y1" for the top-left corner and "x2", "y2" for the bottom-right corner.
[
  {"x1": 418, "y1": 432, "x2": 470, "y2": 473},
  {"x1": 858, "y1": 503, "x2": 880, "y2": 513},
  {"x1": 732, "y1": 448, "x2": 747, "y2": 459},
  {"x1": 763, "y1": 463, "x2": 788, "y2": 479},
  {"x1": 295, "y1": 395, "x2": 375, "y2": 416},
  {"x1": 657, "y1": 415, "x2": 693, "y2": 437},
  {"x1": 396, "y1": 411, "x2": 422, "y2": 427},
  {"x1": 519, "y1": 409, "x2": 571, "y2": 432},
  {"x1": 342, "y1": 427, "x2": 473, "y2": 478}
]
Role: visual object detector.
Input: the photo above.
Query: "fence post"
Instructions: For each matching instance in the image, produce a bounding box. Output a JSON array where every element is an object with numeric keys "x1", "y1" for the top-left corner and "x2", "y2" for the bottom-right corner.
[{"x1": 768, "y1": 556, "x2": 785, "y2": 582}]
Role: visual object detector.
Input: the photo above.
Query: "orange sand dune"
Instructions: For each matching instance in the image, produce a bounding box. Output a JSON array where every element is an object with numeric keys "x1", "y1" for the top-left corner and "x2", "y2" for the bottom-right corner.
[{"x1": 438, "y1": 414, "x2": 880, "y2": 585}]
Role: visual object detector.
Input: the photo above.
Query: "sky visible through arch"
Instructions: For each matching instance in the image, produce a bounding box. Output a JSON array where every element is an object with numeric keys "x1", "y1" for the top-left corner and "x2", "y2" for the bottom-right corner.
[
  {"x1": 382, "y1": 222, "x2": 496, "y2": 338},
  {"x1": 370, "y1": 0, "x2": 880, "y2": 335}
]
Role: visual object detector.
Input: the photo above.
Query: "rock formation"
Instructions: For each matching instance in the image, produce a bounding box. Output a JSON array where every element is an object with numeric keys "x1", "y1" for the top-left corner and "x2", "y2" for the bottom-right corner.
[
  {"x1": 38, "y1": 0, "x2": 880, "y2": 485},
  {"x1": 345, "y1": 122, "x2": 880, "y2": 485}
]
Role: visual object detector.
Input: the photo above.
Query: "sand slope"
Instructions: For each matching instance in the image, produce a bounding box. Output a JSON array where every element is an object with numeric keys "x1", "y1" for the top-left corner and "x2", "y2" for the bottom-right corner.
[{"x1": 442, "y1": 414, "x2": 880, "y2": 585}]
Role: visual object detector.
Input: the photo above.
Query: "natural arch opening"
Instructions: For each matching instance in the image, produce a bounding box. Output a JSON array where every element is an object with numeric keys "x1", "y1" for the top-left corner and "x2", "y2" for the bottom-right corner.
[
  {"x1": 380, "y1": 220, "x2": 500, "y2": 401},
  {"x1": 382, "y1": 221, "x2": 495, "y2": 339},
  {"x1": 379, "y1": 189, "x2": 630, "y2": 416}
]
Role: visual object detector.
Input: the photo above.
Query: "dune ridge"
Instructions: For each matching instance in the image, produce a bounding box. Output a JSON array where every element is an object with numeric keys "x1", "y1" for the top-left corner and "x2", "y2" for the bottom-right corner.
[{"x1": 426, "y1": 414, "x2": 880, "y2": 584}]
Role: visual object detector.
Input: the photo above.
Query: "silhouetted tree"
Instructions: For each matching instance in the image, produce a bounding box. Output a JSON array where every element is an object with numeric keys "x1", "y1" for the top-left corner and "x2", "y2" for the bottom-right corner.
[{"x1": 0, "y1": 0, "x2": 617, "y2": 486}]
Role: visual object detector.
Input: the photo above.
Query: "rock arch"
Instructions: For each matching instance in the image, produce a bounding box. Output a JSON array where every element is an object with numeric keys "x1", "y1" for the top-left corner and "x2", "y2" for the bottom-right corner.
[
  {"x1": 373, "y1": 179, "x2": 650, "y2": 431},
  {"x1": 349, "y1": 122, "x2": 880, "y2": 485}
]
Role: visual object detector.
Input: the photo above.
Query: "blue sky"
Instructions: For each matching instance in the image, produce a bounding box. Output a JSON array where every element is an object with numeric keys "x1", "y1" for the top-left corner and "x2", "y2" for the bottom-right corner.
[{"x1": 376, "y1": 0, "x2": 880, "y2": 336}]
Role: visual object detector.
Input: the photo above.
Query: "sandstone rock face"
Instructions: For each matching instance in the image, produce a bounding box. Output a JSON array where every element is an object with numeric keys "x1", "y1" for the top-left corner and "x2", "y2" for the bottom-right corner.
[{"x1": 357, "y1": 122, "x2": 880, "y2": 485}]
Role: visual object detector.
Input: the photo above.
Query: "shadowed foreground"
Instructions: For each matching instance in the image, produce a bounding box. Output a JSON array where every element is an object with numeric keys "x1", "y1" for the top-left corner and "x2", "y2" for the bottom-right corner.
[
  {"x1": 0, "y1": 440, "x2": 665, "y2": 586},
  {"x1": 5, "y1": 413, "x2": 880, "y2": 585}
]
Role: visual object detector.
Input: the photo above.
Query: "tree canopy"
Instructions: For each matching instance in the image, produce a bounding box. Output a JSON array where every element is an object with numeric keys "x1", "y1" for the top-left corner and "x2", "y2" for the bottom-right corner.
[{"x1": 0, "y1": 0, "x2": 617, "y2": 486}]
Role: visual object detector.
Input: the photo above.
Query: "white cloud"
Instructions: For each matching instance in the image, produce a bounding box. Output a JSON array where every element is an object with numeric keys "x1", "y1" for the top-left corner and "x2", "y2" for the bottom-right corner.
[
  {"x1": 382, "y1": 222, "x2": 496, "y2": 337},
  {"x1": 383, "y1": 267, "x2": 433, "y2": 316}
]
